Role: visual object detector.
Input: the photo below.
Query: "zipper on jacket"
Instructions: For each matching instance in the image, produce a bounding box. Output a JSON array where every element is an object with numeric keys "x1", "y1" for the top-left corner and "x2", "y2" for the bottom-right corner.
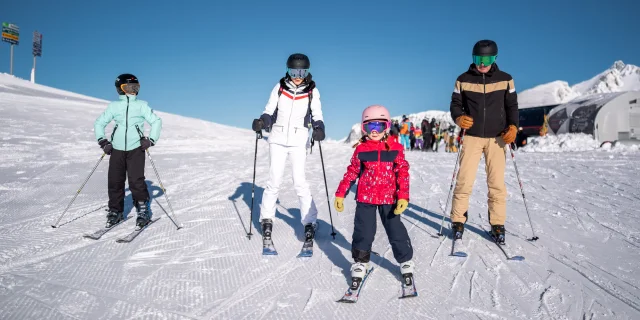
[
  {"x1": 377, "y1": 142, "x2": 382, "y2": 201},
  {"x1": 286, "y1": 85, "x2": 297, "y2": 145},
  {"x1": 125, "y1": 96, "x2": 130, "y2": 151},
  {"x1": 482, "y1": 74, "x2": 486, "y2": 137},
  {"x1": 111, "y1": 125, "x2": 118, "y2": 141}
]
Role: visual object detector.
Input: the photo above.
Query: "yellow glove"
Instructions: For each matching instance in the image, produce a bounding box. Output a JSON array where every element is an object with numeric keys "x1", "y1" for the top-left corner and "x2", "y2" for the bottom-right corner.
[
  {"x1": 501, "y1": 125, "x2": 518, "y2": 144},
  {"x1": 334, "y1": 197, "x2": 344, "y2": 213},
  {"x1": 455, "y1": 115, "x2": 474, "y2": 130},
  {"x1": 394, "y1": 199, "x2": 409, "y2": 215}
]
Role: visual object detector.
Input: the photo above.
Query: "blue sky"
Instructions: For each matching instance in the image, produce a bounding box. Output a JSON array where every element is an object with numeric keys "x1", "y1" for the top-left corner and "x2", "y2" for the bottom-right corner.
[{"x1": 4, "y1": 0, "x2": 639, "y2": 139}]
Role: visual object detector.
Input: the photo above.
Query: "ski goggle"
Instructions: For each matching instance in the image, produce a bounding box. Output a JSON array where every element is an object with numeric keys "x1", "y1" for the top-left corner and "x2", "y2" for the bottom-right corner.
[
  {"x1": 287, "y1": 68, "x2": 309, "y2": 79},
  {"x1": 472, "y1": 55, "x2": 497, "y2": 67},
  {"x1": 120, "y1": 83, "x2": 140, "y2": 94},
  {"x1": 362, "y1": 120, "x2": 390, "y2": 134}
]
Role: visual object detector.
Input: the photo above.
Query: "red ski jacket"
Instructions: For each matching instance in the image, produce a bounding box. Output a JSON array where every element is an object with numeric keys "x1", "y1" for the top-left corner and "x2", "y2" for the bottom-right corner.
[{"x1": 335, "y1": 138, "x2": 410, "y2": 205}]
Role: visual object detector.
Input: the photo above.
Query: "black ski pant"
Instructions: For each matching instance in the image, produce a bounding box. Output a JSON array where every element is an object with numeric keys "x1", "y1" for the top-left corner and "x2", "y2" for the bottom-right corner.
[
  {"x1": 108, "y1": 147, "x2": 149, "y2": 212},
  {"x1": 423, "y1": 134, "x2": 432, "y2": 151},
  {"x1": 351, "y1": 202, "x2": 413, "y2": 264}
]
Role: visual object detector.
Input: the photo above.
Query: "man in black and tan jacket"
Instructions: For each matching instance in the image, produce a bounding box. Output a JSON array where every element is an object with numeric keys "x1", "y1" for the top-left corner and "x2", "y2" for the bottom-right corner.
[{"x1": 449, "y1": 39, "x2": 519, "y2": 244}]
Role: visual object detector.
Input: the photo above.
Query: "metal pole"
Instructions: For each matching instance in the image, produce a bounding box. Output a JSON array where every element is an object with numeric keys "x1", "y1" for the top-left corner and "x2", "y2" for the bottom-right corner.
[
  {"x1": 248, "y1": 131, "x2": 261, "y2": 239},
  {"x1": 52, "y1": 153, "x2": 106, "y2": 228},
  {"x1": 145, "y1": 149, "x2": 182, "y2": 230},
  {"x1": 31, "y1": 56, "x2": 36, "y2": 83},
  {"x1": 507, "y1": 144, "x2": 539, "y2": 241},
  {"x1": 437, "y1": 129, "x2": 465, "y2": 237},
  {"x1": 10, "y1": 45, "x2": 14, "y2": 75},
  {"x1": 318, "y1": 141, "x2": 337, "y2": 240}
]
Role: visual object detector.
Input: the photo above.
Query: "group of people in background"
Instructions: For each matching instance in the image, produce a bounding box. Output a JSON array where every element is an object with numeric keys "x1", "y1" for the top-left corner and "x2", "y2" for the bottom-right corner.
[{"x1": 390, "y1": 116, "x2": 461, "y2": 153}]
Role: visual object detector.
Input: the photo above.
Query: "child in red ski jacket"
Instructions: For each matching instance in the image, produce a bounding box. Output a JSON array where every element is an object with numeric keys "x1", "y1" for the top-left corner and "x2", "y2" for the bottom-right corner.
[{"x1": 334, "y1": 105, "x2": 415, "y2": 294}]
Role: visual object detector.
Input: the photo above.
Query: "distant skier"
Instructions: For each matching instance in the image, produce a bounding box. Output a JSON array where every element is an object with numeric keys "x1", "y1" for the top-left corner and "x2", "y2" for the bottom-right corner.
[
  {"x1": 334, "y1": 105, "x2": 415, "y2": 294},
  {"x1": 398, "y1": 116, "x2": 412, "y2": 150},
  {"x1": 421, "y1": 118, "x2": 432, "y2": 152},
  {"x1": 414, "y1": 126, "x2": 424, "y2": 150},
  {"x1": 94, "y1": 74, "x2": 162, "y2": 229},
  {"x1": 449, "y1": 40, "x2": 519, "y2": 244},
  {"x1": 251, "y1": 53, "x2": 325, "y2": 250}
]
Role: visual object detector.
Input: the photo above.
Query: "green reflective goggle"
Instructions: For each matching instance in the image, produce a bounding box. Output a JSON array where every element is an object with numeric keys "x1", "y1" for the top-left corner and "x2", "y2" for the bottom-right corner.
[{"x1": 472, "y1": 55, "x2": 496, "y2": 67}]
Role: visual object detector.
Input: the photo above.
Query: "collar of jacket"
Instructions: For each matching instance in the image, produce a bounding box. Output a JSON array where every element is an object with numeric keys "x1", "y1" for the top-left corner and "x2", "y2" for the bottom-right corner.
[
  {"x1": 279, "y1": 77, "x2": 316, "y2": 94},
  {"x1": 119, "y1": 94, "x2": 138, "y2": 101},
  {"x1": 467, "y1": 63, "x2": 500, "y2": 77}
]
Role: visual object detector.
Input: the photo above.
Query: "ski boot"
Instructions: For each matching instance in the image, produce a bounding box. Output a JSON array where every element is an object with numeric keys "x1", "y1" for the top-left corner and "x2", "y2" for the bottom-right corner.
[
  {"x1": 350, "y1": 262, "x2": 373, "y2": 291},
  {"x1": 134, "y1": 200, "x2": 152, "y2": 229},
  {"x1": 400, "y1": 260, "x2": 415, "y2": 287},
  {"x1": 304, "y1": 223, "x2": 317, "y2": 241},
  {"x1": 105, "y1": 210, "x2": 124, "y2": 228},
  {"x1": 491, "y1": 225, "x2": 506, "y2": 245},
  {"x1": 451, "y1": 211, "x2": 468, "y2": 239},
  {"x1": 261, "y1": 219, "x2": 277, "y2": 255},
  {"x1": 262, "y1": 219, "x2": 273, "y2": 240},
  {"x1": 400, "y1": 260, "x2": 417, "y2": 297},
  {"x1": 451, "y1": 222, "x2": 465, "y2": 240}
]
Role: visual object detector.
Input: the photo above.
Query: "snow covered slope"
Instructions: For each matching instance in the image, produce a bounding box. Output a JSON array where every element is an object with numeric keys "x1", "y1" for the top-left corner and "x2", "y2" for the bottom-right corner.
[
  {"x1": 520, "y1": 61, "x2": 640, "y2": 108},
  {"x1": 344, "y1": 110, "x2": 455, "y2": 144},
  {"x1": 2, "y1": 74, "x2": 640, "y2": 319}
]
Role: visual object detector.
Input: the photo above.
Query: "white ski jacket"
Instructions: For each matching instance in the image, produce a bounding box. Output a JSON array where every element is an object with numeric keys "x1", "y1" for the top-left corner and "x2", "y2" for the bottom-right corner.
[{"x1": 262, "y1": 79, "x2": 323, "y2": 147}]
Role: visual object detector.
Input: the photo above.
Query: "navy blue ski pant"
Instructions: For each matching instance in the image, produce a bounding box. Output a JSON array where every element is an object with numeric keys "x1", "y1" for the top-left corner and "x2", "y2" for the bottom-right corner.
[{"x1": 351, "y1": 202, "x2": 413, "y2": 264}]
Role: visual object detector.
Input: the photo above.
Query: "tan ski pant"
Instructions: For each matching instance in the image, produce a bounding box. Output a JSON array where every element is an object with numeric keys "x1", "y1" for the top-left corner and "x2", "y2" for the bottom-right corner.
[{"x1": 450, "y1": 136, "x2": 508, "y2": 225}]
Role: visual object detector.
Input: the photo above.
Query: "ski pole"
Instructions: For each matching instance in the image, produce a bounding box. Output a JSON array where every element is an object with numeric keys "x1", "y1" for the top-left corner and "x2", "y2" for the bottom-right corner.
[
  {"x1": 52, "y1": 153, "x2": 106, "y2": 228},
  {"x1": 507, "y1": 143, "x2": 539, "y2": 241},
  {"x1": 318, "y1": 141, "x2": 337, "y2": 240},
  {"x1": 135, "y1": 125, "x2": 182, "y2": 230},
  {"x1": 437, "y1": 129, "x2": 465, "y2": 237},
  {"x1": 248, "y1": 131, "x2": 262, "y2": 240},
  {"x1": 144, "y1": 149, "x2": 182, "y2": 230}
]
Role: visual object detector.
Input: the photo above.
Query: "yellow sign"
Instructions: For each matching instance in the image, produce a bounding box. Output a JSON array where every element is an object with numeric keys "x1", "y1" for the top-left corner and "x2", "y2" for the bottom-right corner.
[{"x1": 2, "y1": 33, "x2": 18, "y2": 41}]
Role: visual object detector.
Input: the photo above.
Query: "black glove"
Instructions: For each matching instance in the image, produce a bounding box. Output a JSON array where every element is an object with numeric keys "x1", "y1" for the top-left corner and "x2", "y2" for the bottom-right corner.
[
  {"x1": 140, "y1": 137, "x2": 155, "y2": 150},
  {"x1": 98, "y1": 138, "x2": 113, "y2": 155},
  {"x1": 252, "y1": 114, "x2": 273, "y2": 132},
  {"x1": 252, "y1": 119, "x2": 264, "y2": 132},
  {"x1": 312, "y1": 120, "x2": 325, "y2": 141}
]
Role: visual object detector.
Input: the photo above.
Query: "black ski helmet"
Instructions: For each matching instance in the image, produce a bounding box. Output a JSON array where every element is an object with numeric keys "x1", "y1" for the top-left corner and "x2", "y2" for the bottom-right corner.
[
  {"x1": 286, "y1": 53, "x2": 311, "y2": 69},
  {"x1": 472, "y1": 40, "x2": 498, "y2": 56},
  {"x1": 115, "y1": 73, "x2": 139, "y2": 95}
]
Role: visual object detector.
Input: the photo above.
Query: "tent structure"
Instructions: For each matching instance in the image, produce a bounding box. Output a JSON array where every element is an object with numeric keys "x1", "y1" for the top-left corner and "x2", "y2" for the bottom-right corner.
[{"x1": 547, "y1": 91, "x2": 640, "y2": 143}]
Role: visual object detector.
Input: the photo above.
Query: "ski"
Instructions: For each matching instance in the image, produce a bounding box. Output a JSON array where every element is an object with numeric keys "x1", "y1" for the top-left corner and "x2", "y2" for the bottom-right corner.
[
  {"x1": 485, "y1": 230, "x2": 525, "y2": 261},
  {"x1": 400, "y1": 275, "x2": 418, "y2": 299},
  {"x1": 337, "y1": 267, "x2": 374, "y2": 303},
  {"x1": 115, "y1": 217, "x2": 160, "y2": 243},
  {"x1": 262, "y1": 238, "x2": 278, "y2": 255},
  {"x1": 83, "y1": 217, "x2": 131, "y2": 240},
  {"x1": 297, "y1": 239, "x2": 313, "y2": 258}
]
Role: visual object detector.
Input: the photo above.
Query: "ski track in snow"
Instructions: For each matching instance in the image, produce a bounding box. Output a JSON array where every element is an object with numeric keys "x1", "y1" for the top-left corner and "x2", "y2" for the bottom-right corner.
[{"x1": 1, "y1": 76, "x2": 640, "y2": 319}]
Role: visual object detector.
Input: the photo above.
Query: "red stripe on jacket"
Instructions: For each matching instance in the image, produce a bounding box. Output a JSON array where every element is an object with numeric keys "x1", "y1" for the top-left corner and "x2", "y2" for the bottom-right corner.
[{"x1": 280, "y1": 90, "x2": 309, "y2": 100}]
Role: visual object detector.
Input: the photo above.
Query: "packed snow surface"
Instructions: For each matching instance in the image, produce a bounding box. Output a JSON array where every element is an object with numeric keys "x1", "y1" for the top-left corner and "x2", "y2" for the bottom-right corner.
[
  {"x1": 520, "y1": 133, "x2": 640, "y2": 153},
  {"x1": 2, "y1": 74, "x2": 640, "y2": 319}
]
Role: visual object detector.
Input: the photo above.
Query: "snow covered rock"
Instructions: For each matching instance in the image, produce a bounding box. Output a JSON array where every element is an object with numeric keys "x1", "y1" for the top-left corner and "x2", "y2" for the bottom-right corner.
[{"x1": 519, "y1": 61, "x2": 640, "y2": 108}]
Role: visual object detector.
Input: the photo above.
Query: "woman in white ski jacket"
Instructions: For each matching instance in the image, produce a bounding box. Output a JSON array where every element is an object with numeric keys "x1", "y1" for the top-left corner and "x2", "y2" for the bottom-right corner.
[{"x1": 252, "y1": 53, "x2": 325, "y2": 245}]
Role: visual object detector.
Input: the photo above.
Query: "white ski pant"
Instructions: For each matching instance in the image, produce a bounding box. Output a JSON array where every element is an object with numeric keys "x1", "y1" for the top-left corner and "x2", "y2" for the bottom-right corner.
[{"x1": 260, "y1": 143, "x2": 318, "y2": 225}]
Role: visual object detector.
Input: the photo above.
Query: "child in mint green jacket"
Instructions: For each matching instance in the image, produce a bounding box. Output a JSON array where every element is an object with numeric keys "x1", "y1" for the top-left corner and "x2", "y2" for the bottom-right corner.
[{"x1": 94, "y1": 73, "x2": 162, "y2": 229}]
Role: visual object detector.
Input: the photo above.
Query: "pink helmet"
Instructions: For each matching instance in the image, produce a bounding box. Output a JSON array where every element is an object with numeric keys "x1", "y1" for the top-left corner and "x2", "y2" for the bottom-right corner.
[{"x1": 361, "y1": 105, "x2": 391, "y2": 133}]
